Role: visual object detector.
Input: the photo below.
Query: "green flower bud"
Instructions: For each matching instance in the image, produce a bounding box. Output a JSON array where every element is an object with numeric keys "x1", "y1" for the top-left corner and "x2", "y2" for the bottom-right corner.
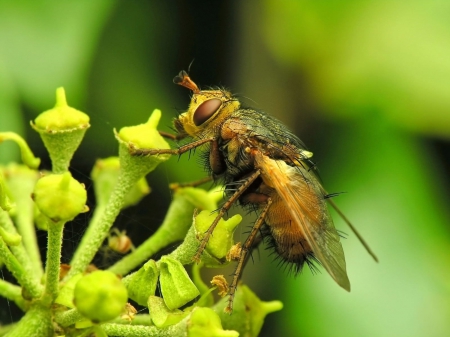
[
  {"x1": 32, "y1": 172, "x2": 88, "y2": 222},
  {"x1": 55, "y1": 273, "x2": 83, "y2": 308},
  {"x1": 0, "y1": 132, "x2": 40, "y2": 169},
  {"x1": 113, "y1": 109, "x2": 171, "y2": 189},
  {"x1": 148, "y1": 296, "x2": 189, "y2": 328},
  {"x1": 194, "y1": 211, "x2": 241, "y2": 260},
  {"x1": 31, "y1": 87, "x2": 90, "y2": 173},
  {"x1": 91, "y1": 157, "x2": 150, "y2": 208},
  {"x1": 34, "y1": 208, "x2": 48, "y2": 230},
  {"x1": 73, "y1": 270, "x2": 128, "y2": 323},
  {"x1": 0, "y1": 226, "x2": 21, "y2": 246},
  {"x1": 176, "y1": 186, "x2": 223, "y2": 212},
  {"x1": 187, "y1": 307, "x2": 239, "y2": 337},
  {"x1": 214, "y1": 284, "x2": 283, "y2": 337},
  {"x1": 117, "y1": 109, "x2": 169, "y2": 153},
  {"x1": 159, "y1": 256, "x2": 200, "y2": 310},
  {"x1": 122, "y1": 259, "x2": 159, "y2": 306}
]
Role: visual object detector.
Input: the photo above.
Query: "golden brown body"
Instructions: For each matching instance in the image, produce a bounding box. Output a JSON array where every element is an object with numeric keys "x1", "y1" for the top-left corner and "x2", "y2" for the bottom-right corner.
[{"x1": 137, "y1": 70, "x2": 351, "y2": 311}]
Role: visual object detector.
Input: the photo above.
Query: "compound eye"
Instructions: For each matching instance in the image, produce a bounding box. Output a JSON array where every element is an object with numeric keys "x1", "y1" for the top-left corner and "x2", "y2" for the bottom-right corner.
[{"x1": 193, "y1": 99, "x2": 222, "y2": 126}]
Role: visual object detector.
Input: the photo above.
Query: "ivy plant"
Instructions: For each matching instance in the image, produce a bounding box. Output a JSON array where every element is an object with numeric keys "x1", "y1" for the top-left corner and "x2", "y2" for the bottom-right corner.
[{"x1": 0, "y1": 88, "x2": 282, "y2": 337}]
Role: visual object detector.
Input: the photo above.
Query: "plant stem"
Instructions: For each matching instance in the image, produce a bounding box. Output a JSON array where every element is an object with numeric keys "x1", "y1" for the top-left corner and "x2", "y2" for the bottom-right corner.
[
  {"x1": 112, "y1": 314, "x2": 152, "y2": 326},
  {"x1": 14, "y1": 204, "x2": 43, "y2": 278},
  {"x1": 0, "y1": 323, "x2": 16, "y2": 335},
  {"x1": 0, "y1": 279, "x2": 26, "y2": 311},
  {"x1": 44, "y1": 220, "x2": 65, "y2": 302},
  {"x1": 67, "y1": 170, "x2": 134, "y2": 279},
  {"x1": 101, "y1": 323, "x2": 176, "y2": 337},
  {"x1": 6, "y1": 168, "x2": 43, "y2": 278},
  {"x1": 0, "y1": 236, "x2": 43, "y2": 299},
  {"x1": 54, "y1": 308, "x2": 85, "y2": 327},
  {"x1": 0, "y1": 209, "x2": 42, "y2": 297},
  {"x1": 5, "y1": 303, "x2": 53, "y2": 337},
  {"x1": 67, "y1": 143, "x2": 165, "y2": 279},
  {"x1": 108, "y1": 192, "x2": 196, "y2": 275}
]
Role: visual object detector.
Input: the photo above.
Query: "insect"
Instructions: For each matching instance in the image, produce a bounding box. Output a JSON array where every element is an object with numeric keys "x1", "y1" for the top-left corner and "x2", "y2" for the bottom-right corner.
[{"x1": 133, "y1": 70, "x2": 377, "y2": 312}]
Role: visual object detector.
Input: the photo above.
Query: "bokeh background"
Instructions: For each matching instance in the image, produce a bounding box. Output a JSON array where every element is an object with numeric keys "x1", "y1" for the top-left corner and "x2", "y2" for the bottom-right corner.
[{"x1": 1, "y1": 1, "x2": 450, "y2": 336}]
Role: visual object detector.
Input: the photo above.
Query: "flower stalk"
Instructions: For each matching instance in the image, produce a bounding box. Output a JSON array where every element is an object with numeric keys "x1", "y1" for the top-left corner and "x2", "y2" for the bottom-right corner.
[
  {"x1": 43, "y1": 220, "x2": 65, "y2": 303},
  {"x1": 3, "y1": 165, "x2": 42, "y2": 277},
  {"x1": 67, "y1": 110, "x2": 169, "y2": 279}
]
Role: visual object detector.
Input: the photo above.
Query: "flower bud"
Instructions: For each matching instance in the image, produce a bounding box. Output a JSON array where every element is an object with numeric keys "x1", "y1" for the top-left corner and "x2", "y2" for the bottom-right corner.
[
  {"x1": 0, "y1": 132, "x2": 40, "y2": 169},
  {"x1": 122, "y1": 259, "x2": 159, "y2": 306},
  {"x1": 214, "y1": 284, "x2": 283, "y2": 337},
  {"x1": 32, "y1": 172, "x2": 88, "y2": 222},
  {"x1": 55, "y1": 273, "x2": 83, "y2": 308},
  {"x1": 0, "y1": 226, "x2": 22, "y2": 246},
  {"x1": 159, "y1": 256, "x2": 200, "y2": 310},
  {"x1": 117, "y1": 109, "x2": 169, "y2": 154},
  {"x1": 194, "y1": 211, "x2": 241, "y2": 260},
  {"x1": 187, "y1": 307, "x2": 238, "y2": 337},
  {"x1": 31, "y1": 88, "x2": 90, "y2": 173},
  {"x1": 114, "y1": 109, "x2": 171, "y2": 185},
  {"x1": 73, "y1": 270, "x2": 128, "y2": 323},
  {"x1": 91, "y1": 157, "x2": 150, "y2": 207},
  {"x1": 148, "y1": 296, "x2": 189, "y2": 328}
]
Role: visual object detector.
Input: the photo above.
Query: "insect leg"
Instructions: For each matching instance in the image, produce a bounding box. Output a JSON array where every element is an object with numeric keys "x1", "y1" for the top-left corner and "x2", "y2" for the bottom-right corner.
[
  {"x1": 169, "y1": 176, "x2": 213, "y2": 190},
  {"x1": 130, "y1": 137, "x2": 214, "y2": 156},
  {"x1": 193, "y1": 169, "x2": 262, "y2": 263},
  {"x1": 225, "y1": 197, "x2": 273, "y2": 313},
  {"x1": 158, "y1": 131, "x2": 186, "y2": 141}
]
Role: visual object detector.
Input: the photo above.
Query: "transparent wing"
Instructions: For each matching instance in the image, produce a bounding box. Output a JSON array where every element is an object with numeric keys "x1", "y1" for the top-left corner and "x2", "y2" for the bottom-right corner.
[{"x1": 254, "y1": 152, "x2": 350, "y2": 291}]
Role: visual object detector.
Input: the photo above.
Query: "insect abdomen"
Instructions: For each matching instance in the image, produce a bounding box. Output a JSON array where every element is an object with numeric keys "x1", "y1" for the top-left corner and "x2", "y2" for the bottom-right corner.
[{"x1": 263, "y1": 193, "x2": 314, "y2": 270}]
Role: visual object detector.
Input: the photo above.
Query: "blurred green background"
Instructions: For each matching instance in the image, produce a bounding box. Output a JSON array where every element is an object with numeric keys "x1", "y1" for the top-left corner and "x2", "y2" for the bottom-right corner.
[{"x1": 1, "y1": 1, "x2": 450, "y2": 336}]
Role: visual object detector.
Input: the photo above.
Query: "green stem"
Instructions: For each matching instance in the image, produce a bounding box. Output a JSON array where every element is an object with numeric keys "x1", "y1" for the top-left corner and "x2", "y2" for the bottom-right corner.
[
  {"x1": 5, "y1": 303, "x2": 53, "y2": 337},
  {"x1": 54, "y1": 308, "x2": 85, "y2": 327},
  {"x1": 108, "y1": 192, "x2": 196, "y2": 275},
  {"x1": 101, "y1": 323, "x2": 174, "y2": 337},
  {"x1": 67, "y1": 172, "x2": 134, "y2": 279},
  {"x1": 14, "y1": 204, "x2": 43, "y2": 278},
  {"x1": 44, "y1": 220, "x2": 65, "y2": 302},
  {"x1": 0, "y1": 279, "x2": 27, "y2": 311},
  {"x1": 112, "y1": 314, "x2": 152, "y2": 326},
  {"x1": 0, "y1": 323, "x2": 16, "y2": 336},
  {"x1": 0, "y1": 209, "x2": 42, "y2": 297},
  {"x1": 0, "y1": 237, "x2": 43, "y2": 299},
  {"x1": 9, "y1": 172, "x2": 43, "y2": 277},
  {"x1": 67, "y1": 144, "x2": 164, "y2": 279}
]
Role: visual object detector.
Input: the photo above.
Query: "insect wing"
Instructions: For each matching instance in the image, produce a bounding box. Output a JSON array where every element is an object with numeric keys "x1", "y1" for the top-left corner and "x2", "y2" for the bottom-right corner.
[{"x1": 254, "y1": 152, "x2": 350, "y2": 291}]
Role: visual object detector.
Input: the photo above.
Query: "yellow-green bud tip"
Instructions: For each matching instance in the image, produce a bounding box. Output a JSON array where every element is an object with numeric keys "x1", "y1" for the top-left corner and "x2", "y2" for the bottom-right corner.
[
  {"x1": 147, "y1": 109, "x2": 162, "y2": 128},
  {"x1": 32, "y1": 87, "x2": 90, "y2": 132},
  {"x1": 55, "y1": 87, "x2": 68, "y2": 107},
  {"x1": 117, "y1": 109, "x2": 170, "y2": 151}
]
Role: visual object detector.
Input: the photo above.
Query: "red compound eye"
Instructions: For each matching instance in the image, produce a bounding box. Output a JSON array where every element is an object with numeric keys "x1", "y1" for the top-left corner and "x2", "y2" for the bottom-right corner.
[{"x1": 193, "y1": 99, "x2": 222, "y2": 126}]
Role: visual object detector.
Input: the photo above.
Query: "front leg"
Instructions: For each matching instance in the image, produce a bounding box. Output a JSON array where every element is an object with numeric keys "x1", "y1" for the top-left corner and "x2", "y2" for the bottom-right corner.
[{"x1": 130, "y1": 137, "x2": 215, "y2": 156}]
